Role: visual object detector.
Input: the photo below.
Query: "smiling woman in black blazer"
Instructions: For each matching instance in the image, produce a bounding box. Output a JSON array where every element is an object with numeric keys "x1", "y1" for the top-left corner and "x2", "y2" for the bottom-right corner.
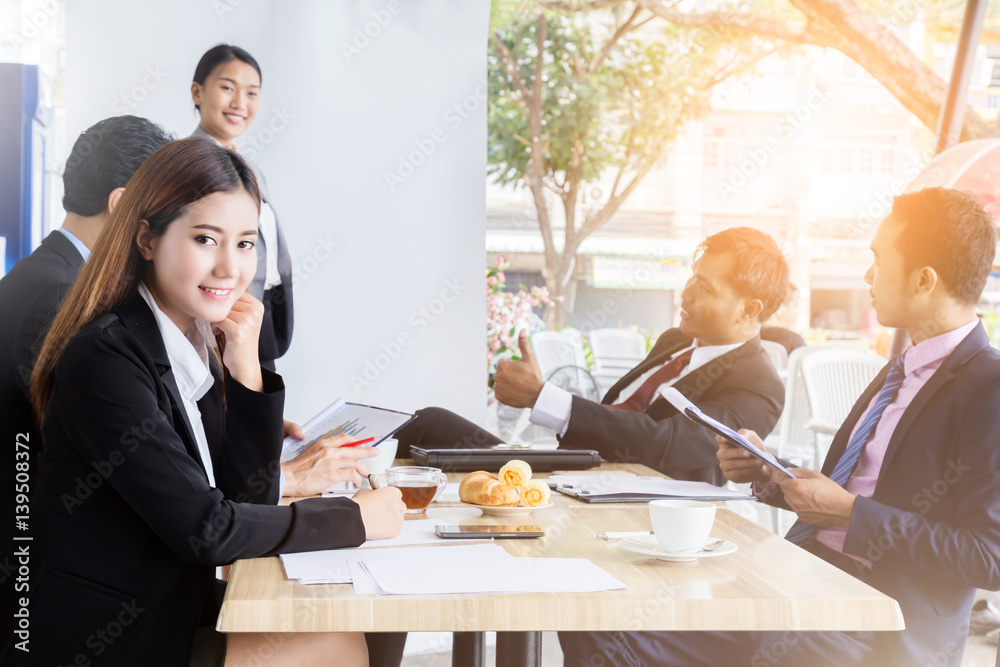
[{"x1": 26, "y1": 137, "x2": 404, "y2": 666}]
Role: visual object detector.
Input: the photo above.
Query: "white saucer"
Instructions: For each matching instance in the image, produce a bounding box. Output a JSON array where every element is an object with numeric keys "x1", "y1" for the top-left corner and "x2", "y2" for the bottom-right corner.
[
  {"x1": 460, "y1": 501, "x2": 554, "y2": 516},
  {"x1": 618, "y1": 535, "x2": 737, "y2": 562}
]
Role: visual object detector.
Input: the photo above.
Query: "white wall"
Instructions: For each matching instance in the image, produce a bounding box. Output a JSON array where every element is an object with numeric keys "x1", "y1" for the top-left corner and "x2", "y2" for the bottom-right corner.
[{"x1": 66, "y1": 0, "x2": 489, "y2": 423}]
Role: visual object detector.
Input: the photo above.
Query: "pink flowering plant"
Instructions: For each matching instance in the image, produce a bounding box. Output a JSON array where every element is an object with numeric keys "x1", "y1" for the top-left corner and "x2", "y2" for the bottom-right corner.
[{"x1": 487, "y1": 254, "x2": 552, "y2": 385}]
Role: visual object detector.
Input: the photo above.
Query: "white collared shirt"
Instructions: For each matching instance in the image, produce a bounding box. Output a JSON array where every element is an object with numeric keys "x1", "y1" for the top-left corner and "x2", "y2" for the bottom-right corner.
[
  {"x1": 258, "y1": 201, "x2": 282, "y2": 290},
  {"x1": 56, "y1": 227, "x2": 91, "y2": 262},
  {"x1": 137, "y1": 283, "x2": 217, "y2": 487},
  {"x1": 530, "y1": 340, "x2": 744, "y2": 437}
]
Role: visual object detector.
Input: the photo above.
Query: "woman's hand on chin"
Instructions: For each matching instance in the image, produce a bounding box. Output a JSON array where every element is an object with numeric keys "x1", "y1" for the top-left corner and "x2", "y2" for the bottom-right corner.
[{"x1": 214, "y1": 292, "x2": 264, "y2": 391}]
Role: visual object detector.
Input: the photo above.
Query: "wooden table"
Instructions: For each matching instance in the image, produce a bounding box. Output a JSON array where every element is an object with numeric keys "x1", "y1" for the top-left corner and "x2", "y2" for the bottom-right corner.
[{"x1": 219, "y1": 463, "x2": 904, "y2": 666}]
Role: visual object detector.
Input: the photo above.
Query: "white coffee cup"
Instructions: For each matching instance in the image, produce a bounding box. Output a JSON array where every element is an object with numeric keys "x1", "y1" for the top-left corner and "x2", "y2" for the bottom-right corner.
[
  {"x1": 649, "y1": 499, "x2": 717, "y2": 553},
  {"x1": 365, "y1": 438, "x2": 398, "y2": 477}
]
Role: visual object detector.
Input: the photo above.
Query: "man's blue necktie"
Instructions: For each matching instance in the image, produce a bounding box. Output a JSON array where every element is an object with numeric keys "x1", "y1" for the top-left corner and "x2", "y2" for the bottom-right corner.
[{"x1": 784, "y1": 353, "x2": 907, "y2": 546}]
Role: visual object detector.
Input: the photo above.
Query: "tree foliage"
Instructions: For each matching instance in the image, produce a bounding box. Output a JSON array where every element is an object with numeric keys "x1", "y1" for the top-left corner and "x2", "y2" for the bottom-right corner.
[{"x1": 487, "y1": 0, "x2": 776, "y2": 327}]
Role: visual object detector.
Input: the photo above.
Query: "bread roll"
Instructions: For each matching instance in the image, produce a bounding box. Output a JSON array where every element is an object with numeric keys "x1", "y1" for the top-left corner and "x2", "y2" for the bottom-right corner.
[
  {"x1": 459, "y1": 471, "x2": 521, "y2": 507},
  {"x1": 499, "y1": 459, "x2": 532, "y2": 488},
  {"x1": 520, "y1": 479, "x2": 550, "y2": 507}
]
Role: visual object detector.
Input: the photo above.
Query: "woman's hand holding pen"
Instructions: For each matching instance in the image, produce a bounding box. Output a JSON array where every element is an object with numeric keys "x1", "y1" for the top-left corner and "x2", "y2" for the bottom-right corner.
[
  {"x1": 281, "y1": 432, "x2": 380, "y2": 496},
  {"x1": 352, "y1": 486, "x2": 405, "y2": 540},
  {"x1": 214, "y1": 292, "x2": 264, "y2": 392}
]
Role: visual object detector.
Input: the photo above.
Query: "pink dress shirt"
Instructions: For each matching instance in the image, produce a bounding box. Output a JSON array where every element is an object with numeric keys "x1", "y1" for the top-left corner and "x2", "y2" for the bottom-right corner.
[{"x1": 769, "y1": 320, "x2": 979, "y2": 565}]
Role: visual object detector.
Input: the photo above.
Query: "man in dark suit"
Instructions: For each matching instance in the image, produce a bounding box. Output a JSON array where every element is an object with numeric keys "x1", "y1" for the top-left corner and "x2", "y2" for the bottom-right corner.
[
  {"x1": 397, "y1": 227, "x2": 788, "y2": 484},
  {"x1": 560, "y1": 187, "x2": 1000, "y2": 666}
]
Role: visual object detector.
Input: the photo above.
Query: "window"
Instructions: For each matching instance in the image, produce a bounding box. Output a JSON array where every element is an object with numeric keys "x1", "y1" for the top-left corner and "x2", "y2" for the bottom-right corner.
[
  {"x1": 860, "y1": 147, "x2": 874, "y2": 173},
  {"x1": 880, "y1": 147, "x2": 895, "y2": 174}
]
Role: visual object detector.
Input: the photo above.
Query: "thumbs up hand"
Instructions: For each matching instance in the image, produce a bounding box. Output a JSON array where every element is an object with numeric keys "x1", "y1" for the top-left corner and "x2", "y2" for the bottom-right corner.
[{"x1": 494, "y1": 330, "x2": 545, "y2": 409}]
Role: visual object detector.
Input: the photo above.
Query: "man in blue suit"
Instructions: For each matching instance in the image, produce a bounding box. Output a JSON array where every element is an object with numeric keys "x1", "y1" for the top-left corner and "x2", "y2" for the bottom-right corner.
[{"x1": 560, "y1": 187, "x2": 1000, "y2": 666}]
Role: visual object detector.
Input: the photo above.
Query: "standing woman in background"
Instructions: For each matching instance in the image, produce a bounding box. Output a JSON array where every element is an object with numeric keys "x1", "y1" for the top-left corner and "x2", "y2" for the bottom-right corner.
[{"x1": 190, "y1": 44, "x2": 291, "y2": 371}]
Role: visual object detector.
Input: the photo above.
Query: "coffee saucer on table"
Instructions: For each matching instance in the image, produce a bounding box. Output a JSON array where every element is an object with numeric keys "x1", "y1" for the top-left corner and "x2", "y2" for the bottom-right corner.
[{"x1": 618, "y1": 534, "x2": 737, "y2": 562}]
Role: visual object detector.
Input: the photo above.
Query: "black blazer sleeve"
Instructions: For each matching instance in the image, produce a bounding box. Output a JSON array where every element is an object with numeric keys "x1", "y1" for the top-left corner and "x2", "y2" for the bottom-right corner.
[
  {"x1": 207, "y1": 368, "x2": 285, "y2": 505},
  {"x1": 51, "y1": 326, "x2": 365, "y2": 565}
]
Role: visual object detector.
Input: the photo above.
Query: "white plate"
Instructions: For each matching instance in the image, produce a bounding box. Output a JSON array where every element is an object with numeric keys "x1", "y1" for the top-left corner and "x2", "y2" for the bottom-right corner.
[
  {"x1": 460, "y1": 501, "x2": 554, "y2": 516},
  {"x1": 618, "y1": 535, "x2": 737, "y2": 562}
]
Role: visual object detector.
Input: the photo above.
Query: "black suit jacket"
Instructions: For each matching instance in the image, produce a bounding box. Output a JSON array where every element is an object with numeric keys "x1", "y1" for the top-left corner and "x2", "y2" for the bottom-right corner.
[
  {"x1": 765, "y1": 324, "x2": 1000, "y2": 666},
  {"x1": 18, "y1": 294, "x2": 363, "y2": 665},
  {"x1": 561, "y1": 329, "x2": 784, "y2": 484},
  {"x1": 0, "y1": 232, "x2": 83, "y2": 661}
]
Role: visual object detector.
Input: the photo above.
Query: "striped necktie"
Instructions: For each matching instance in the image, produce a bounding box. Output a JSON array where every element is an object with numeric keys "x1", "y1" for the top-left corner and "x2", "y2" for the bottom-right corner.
[{"x1": 785, "y1": 353, "x2": 907, "y2": 546}]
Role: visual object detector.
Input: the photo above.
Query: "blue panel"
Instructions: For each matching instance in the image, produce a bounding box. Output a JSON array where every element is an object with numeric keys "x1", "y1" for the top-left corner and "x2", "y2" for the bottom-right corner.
[{"x1": 0, "y1": 63, "x2": 49, "y2": 271}]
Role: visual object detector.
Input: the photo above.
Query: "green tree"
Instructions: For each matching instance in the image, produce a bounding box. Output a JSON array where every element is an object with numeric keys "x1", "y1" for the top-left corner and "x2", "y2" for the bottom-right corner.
[
  {"x1": 488, "y1": 1, "x2": 775, "y2": 328},
  {"x1": 541, "y1": 0, "x2": 1000, "y2": 142}
]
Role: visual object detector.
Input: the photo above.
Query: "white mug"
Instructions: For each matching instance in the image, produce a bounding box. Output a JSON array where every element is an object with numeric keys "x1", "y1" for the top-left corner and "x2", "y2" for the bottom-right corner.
[
  {"x1": 649, "y1": 499, "x2": 716, "y2": 553},
  {"x1": 365, "y1": 438, "x2": 398, "y2": 477}
]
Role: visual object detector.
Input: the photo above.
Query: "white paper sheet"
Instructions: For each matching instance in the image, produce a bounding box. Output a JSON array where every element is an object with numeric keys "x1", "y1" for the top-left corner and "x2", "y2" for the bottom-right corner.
[
  {"x1": 281, "y1": 543, "x2": 511, "y2": 585},
  {"x1": 360, "y1": 557, "x2": 627, "y2": 595}
]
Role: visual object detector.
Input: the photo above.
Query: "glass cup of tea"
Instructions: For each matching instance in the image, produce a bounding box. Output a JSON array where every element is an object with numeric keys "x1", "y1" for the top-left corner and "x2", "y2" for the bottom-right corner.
[{"x1": 385, "y1": 466, "x2": 448, "y2": 514}]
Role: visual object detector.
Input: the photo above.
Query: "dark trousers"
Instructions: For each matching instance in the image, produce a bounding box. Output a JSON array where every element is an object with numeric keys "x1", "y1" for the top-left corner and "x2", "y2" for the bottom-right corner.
[
  {"x1": 394, "y1": 407, "x2": 504, "y2": 459},
  {"x1": 558, "y1": 629, "x2": 877, "y2": 667},
  {"x1": 366, "y1": 633, "x2": 406, "y2": 667}
]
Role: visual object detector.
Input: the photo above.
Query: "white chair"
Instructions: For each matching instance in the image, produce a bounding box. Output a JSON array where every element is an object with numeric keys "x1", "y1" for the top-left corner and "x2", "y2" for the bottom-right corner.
[
  {"x1": 759, "y1": 340, "x2": 790, "y2": 379},
  {"x1": 763, "y1": 345, "x2": 868, "y2": 534},
  {"x1": 529, "y1": 330, "x2": 587, "y2": 378},
  {"x1": 587, "y1": 328, "x2": 647, "y2": 396},
  {"x1": 799, "y1": 350, "x2": 885, "y2": 465},
  {"x1": 500, "y1": 331, "x2": 595, "y2": 445}
]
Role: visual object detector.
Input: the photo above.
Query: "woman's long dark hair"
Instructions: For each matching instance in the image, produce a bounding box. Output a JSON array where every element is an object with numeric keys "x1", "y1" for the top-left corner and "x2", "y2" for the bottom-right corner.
[{"x1": 31, "y1": 137, "x2": 261, "y2": 419}]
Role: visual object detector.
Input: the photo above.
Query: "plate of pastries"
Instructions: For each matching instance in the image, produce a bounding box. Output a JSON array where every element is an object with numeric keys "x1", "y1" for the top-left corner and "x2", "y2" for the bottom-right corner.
[{"x1": 458, "y1": 460, "x2": 552, "y2": 515}]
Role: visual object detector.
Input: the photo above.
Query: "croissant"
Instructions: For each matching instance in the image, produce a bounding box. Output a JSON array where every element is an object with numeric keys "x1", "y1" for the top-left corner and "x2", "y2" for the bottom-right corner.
[{"x1": 459, "y1": 471, "x2": 521, "y2": 507}]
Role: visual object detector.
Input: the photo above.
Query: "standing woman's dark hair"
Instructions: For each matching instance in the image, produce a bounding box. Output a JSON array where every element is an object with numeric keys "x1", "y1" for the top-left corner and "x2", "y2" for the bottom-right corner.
[
  {"x1": 31, "y1": 137, "x2": 260, "y2": 417},
  {"x1": 192, "y1": 44, "x2": 262, "y2": 111}
]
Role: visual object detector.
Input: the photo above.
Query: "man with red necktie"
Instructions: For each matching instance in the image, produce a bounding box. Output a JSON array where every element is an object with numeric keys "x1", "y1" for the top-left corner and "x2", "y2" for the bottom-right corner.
[
  {"x1": 560, "y1": 187, "x2": 1000, "y2": 666},
  {"x1": 396, "y1": 226, "x2": 789, "y2": 484}
]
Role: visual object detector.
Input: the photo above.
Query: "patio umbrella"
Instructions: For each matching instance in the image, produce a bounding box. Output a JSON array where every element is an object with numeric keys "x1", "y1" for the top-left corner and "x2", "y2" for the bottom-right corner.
[{"x1": 905, "y1": 138, "x2": 1000, "y2": 219}]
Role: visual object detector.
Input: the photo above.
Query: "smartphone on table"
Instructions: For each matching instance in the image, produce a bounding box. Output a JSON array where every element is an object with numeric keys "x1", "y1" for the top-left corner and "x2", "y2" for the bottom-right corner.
[{"x1": 434, "y1": 524, "x2": 545, "y2": 539}]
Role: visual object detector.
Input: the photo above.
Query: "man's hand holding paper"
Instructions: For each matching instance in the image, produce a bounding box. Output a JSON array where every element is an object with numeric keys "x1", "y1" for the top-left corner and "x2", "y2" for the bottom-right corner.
[
  {"x1": 715, "y1": 429, "x2": 777, "y2": 486},
  {"x1": 716, "y1": 430, "x2": 856, "y2": 529},
  {"x1": 777, "y1": 467, "x2": 856, "y2": 529}
]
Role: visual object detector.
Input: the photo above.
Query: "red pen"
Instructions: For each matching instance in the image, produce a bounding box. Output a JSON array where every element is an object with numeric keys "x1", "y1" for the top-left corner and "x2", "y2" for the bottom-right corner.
[{"x1": 340, "y1": 436, "x2": 376, "y2": 448}]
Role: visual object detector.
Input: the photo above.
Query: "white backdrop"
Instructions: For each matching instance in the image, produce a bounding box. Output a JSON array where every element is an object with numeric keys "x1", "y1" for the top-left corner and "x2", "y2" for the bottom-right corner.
[{"x1": 66, "y1": 0, "x2": 489, "y2": 423}]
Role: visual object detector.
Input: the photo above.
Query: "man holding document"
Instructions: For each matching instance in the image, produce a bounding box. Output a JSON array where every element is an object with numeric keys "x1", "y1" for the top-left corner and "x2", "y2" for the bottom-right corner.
[
  {"x1": 560, "y1": 187, "x2": 1000, "y2": 666},
  {"x1": 398, "y1": 227, "x2": 788, "y2": 484}
]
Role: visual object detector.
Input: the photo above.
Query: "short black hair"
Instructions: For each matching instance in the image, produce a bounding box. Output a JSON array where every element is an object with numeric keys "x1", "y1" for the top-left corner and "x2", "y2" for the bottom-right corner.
[
  {"x1": 192, "y1": 44, "x2": 262, "y2": 111},
  {"x1": 62, "y1": 116, "x2": 174, "y2": 217},
  {"x1": 891, "y1": 187, "x2": 997, "y2": 305},
  {"x1": 696, "y1": 227, "x2": 790, "y2": 322}
]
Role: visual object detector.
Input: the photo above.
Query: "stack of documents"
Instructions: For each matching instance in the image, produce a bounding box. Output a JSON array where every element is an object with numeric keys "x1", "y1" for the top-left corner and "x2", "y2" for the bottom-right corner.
[
  {"x1": 549, "y1": 475, "x2": 753, "y2": 502},
  {"x1": 281, "y1": 543, "x2": 509, "y2": 586}
]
